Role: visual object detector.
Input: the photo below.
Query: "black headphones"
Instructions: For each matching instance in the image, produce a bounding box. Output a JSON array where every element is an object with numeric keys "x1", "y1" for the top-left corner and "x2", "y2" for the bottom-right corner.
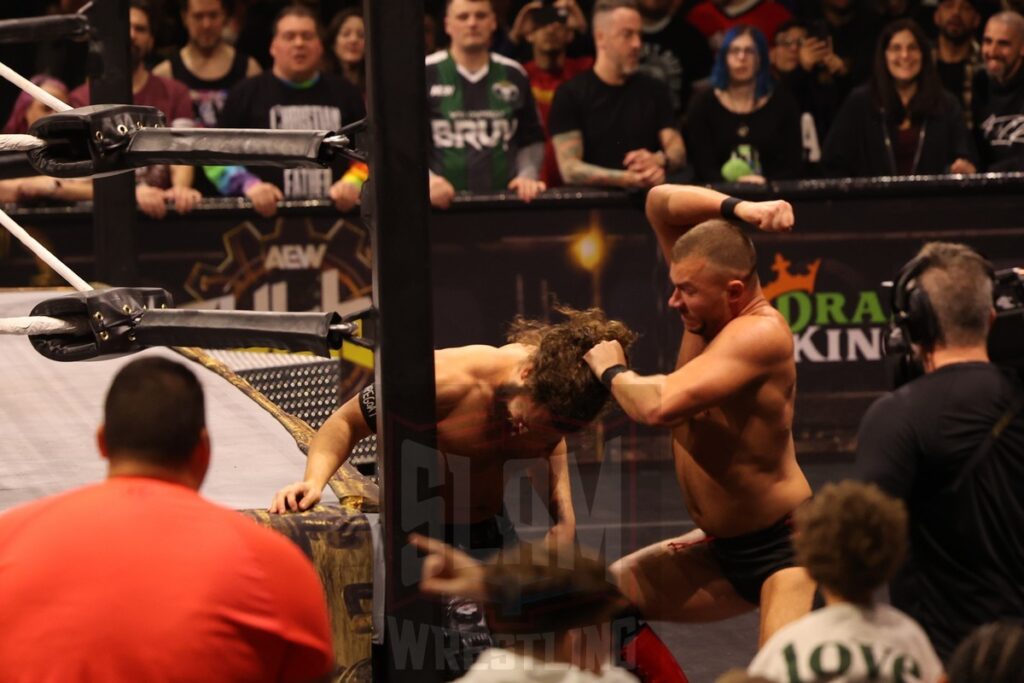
[
  {"x1": 884, "y1": 254, "x2": 942, "y2": 358},
  {"x1": 884, "y1": 250, "x2": 996, "y2": 387}
]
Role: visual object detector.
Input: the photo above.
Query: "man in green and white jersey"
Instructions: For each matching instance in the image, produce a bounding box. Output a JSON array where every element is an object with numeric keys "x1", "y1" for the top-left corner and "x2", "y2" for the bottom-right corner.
[{"x1": 426, "y1": 0, "x2": 548, "y2": 208}]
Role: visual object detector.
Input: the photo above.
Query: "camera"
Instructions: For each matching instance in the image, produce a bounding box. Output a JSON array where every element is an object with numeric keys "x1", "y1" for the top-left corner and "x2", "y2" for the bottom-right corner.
[
  {"x1": 885, "y1": 266, "x2": 1024, "y2": 388},
  {"x1": 989, "y1": 268, "x2": 1024, "y2": 369}
]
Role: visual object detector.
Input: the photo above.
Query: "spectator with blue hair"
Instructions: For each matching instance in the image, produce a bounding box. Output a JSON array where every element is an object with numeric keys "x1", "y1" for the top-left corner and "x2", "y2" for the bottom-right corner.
[{"x1": 685, "y1": 25, "x2": 802, "y2": 183}]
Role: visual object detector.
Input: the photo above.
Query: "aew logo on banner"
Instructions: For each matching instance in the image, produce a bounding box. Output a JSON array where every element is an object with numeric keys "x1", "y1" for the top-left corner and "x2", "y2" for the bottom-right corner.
[
  {"x1": 185, "y1": 216, "x2": 371, "y2": 314},
  {"x1": 763, "y1": 254, "x2": 888, "y2": 363},
  {"x1": 184, "y1": 216, "x2": 373, "y2": 391}
]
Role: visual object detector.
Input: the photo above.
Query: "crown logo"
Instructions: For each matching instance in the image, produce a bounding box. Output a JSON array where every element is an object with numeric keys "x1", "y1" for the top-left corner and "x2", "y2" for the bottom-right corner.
[{"x1": 761, "y1": 253, "x2": 822, "y2": 301}]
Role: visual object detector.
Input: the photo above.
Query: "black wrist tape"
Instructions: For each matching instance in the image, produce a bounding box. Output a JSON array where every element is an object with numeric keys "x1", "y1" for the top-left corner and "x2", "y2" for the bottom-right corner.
[
  {"x1": 358, "y1": 383, "x2": 377, "y2": 433},
  {"x1": 720, "y1": 196, "x2": 742, "y2": 221},
  {"x1": 601, "y1": 364, "x2": 629, "y2": 390}
]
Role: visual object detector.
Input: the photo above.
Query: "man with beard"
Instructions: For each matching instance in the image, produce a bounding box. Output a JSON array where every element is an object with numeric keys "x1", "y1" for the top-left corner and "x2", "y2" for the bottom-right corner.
[
  {"x1": 154, "y1": 0, "x2": 262, "y2": 129},
  {"x1": 584, "y1": 185, "x2": 816, "y2": 647},
  {"x1": 270, "y1": 308, "x2": 637, "y2": 559},
  {"x1": 549, "y1": 0, "x2": 686, "y2": 189},
  {"x1": 972, "y1": 11, "x2": 1024, "y2": 170},
  {"x1": 521, "y1": 5, "x2": 594, "y2": 187},
  {"x1": 69, "y1": 0, "x2": 201, "y2": 219},
  {"x1": 636, "y1": 0, "x2": 712, "y2": 119},
  {"x1": 934, "y1": 0, "x2": 983, "y2": 126}
]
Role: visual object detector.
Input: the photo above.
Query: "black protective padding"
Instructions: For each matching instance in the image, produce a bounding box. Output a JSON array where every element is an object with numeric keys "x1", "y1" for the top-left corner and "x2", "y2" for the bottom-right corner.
[
  {"x1": 0, "y1": 14, "x2": 89, "y2": 44},
  {"x1": 0, "y1": 152, "x2": 40, "y2": 180},
  {"x1": 123, "y1": 127, "x2": 335, "y2": 168},
  {"x1": 26, "y1": 102, "x2": 343, "y2": 176},
  {"x1": 27, "y1": 104, "x2": 166, "y2": 178},
  {"x1": 133, "y1": 309, "x2": 342, "y2": 357},
  {"x1": 29, "y1": 287, "x2": 173, "y2": 362}
]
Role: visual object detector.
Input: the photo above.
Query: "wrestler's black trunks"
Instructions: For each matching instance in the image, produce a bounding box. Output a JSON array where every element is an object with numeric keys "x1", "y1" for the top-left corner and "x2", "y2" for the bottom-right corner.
[
  {"x1": 442, "y1": 506, "x2": 519, "y2": 561},
  {"x1": 708, "y1": 512, "x2": 797, "y2": 605}
]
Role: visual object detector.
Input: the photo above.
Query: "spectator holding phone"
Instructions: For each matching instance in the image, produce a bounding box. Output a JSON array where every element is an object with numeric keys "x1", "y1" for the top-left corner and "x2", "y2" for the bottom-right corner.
[{"x1": 770, "y1": 19, "x2": 842, "y2": 168}]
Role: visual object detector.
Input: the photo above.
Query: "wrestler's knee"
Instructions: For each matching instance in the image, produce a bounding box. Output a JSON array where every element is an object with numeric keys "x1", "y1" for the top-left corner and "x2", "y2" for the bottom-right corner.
[
  {"x1": 609, "y1": 555, "x2": 632, "y2": 587},
  {"x1": 611, "y1": 553, "x2": 650, "y2": 600},
  {"x1": 760, "y1": 566, "x2": 815, "y2": 609}
]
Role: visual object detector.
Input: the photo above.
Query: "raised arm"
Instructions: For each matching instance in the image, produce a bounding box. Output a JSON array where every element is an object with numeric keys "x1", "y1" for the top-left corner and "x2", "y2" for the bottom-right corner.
[
  {"x1": 585, "y1": 317, "x2": 790, "y2": 427},
  {"x1": 645, "y1": 184, "x2": 795, "y2": 264}
]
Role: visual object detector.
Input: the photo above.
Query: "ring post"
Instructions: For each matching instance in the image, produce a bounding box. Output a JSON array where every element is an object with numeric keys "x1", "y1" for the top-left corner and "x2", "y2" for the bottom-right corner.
[
  {"x1": 89, "y1": 0, "x2": 137, "y2": 284},
  {"x1": 364, "y1": 0, "x2": 443, "y2": 680}
]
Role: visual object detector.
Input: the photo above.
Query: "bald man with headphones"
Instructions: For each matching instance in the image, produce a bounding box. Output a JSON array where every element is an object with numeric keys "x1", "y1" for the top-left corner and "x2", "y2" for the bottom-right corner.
[{"x1": 856, "y1": 241, "x2": 1024, "y2": 661}]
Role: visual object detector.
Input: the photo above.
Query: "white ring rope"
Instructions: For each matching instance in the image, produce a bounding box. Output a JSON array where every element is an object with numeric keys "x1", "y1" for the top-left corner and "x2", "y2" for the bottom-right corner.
[
  {"x1": 0, "y1": 207, "x2": 91, "y2": 292},
  {"x1": 0, "y1": 315, "x2": 88, "y2": 336},
  {"x1": 0, "y1": 133, "x2": 47, "y2": 152},
  {"x1": 0, "y1": 60, "x2": 92, "y2": 292},
  {"x1": 0, "y1": 60, "x2": 72, "y2": 114},
  {"x1": 0, "y1": 60, "x2": 75, "y2": 153}
]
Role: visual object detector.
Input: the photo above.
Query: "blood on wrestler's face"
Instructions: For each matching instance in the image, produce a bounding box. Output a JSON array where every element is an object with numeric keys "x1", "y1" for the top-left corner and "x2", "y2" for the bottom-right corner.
[
  {"x1": 667, "y1": 256, "x2": 730, "y2": 338},
  {"x1": 504, "y1": 391, "x2": 560, "y2": 440}
]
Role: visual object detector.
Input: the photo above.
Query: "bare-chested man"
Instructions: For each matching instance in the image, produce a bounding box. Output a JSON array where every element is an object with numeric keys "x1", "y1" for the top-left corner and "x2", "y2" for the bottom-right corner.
[
  {"x1": 584, "y1": 184, "x2": 815, "y2": 645},
  {"x1": 270, "y1": 308, "x2": 635, "y2": 558}
]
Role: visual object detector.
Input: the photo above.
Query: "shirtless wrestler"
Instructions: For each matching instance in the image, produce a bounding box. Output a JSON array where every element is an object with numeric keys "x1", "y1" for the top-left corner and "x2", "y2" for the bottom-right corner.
[
  {"x1": 584, "y1": 185, "x2": 816, "y2": 645},
  {"x1": 270, "y1": 308, "x2": 636, "y2": 558}
]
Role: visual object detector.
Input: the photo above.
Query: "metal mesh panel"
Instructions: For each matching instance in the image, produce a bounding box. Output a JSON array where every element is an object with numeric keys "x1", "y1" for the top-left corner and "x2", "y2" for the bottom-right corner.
[
  {"x1": 237, "y1": 360, "x2": 377, "y2": 465},
  {"x1": 238, "y1": 360, "x2": 341, "y2": 430}
]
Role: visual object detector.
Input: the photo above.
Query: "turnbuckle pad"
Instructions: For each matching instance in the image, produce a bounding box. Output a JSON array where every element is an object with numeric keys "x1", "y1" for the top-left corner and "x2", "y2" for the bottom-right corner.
[
  {"x1": 29, "y1": 287, "x2": 173, "y2": 362},
  {"x1": 27, "y1": 104, "x2": 166, "y2": 178}
]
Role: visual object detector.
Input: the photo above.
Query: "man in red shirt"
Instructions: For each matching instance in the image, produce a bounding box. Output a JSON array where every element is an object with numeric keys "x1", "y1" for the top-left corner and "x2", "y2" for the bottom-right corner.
[
  {"x1": 521, "y1": 4, "x2": 593, "y2": 187},
  {"x1": 68, "y1": 0, "x2": 201, "y2": 219},
  {"x1": 686, "y1": 0, "x2": 792, "y2": 50},
  {"x1": 0, "y1": 356, "x2": 335, "y2": 683}
]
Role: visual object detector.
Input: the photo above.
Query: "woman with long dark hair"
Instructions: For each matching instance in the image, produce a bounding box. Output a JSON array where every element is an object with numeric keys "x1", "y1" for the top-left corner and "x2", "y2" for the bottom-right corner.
[
  {"x1": 685, "y1": 24, "x2": 803, "y2": 183},
  {"x1": 324, "y1": 7, "x2": 365, "y2": 96},
  {"x1": 822, "y1": 18, "x2": 976, "y2": 176}
]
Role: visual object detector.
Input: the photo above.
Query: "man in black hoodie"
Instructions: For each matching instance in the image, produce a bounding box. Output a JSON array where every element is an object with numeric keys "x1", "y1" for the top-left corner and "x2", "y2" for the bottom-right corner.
[{"x1": 973, "y1": 11, "x2": 1024, "y2": 170}]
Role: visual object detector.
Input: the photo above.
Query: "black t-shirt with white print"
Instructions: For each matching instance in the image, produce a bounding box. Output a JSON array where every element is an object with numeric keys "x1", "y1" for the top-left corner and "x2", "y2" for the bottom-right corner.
[{"x1": 218, "y1": 71, "x2": 365, "y2": 198}]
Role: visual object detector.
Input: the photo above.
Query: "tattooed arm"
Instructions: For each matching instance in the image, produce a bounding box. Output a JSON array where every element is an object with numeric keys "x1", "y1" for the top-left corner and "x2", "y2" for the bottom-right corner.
[{"x1": 552, "y1": 130, "x2": 642, "y2": 188}]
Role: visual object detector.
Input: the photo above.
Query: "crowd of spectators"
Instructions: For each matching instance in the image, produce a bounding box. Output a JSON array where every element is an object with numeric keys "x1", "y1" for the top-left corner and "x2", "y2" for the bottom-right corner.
[{"x1": 4, "y1": 0, "x2": 1024, "y2": 214}]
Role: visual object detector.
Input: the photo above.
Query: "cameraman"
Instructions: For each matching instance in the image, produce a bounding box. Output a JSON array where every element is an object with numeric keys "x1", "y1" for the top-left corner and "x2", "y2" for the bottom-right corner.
[{"x1": 855, "y1": 241, "x2": 1024, "y2": 661}]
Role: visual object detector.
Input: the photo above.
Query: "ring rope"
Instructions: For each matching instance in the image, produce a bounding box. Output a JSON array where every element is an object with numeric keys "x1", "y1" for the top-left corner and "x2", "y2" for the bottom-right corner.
[
  {"x1": 0, "y1": 207, "x2": 91, "y2": 292},
  {"x1": 0, "y1": 60, "x2": 72, "y2": 115},
  {"x1": 0, "y1": 54, "x2": 377, "y2": 508},
  {"x1": 0, "y1": 315, "x2": 86, "y2": 335},
  {"x1": 0, "y1": 133, "x2": 47, "y2": 153}
]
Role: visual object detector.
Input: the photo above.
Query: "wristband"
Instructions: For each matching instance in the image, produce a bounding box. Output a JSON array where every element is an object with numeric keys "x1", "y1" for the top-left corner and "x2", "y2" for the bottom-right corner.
[
  {"x1": 600, "y1": 364, "x2": 629, "y2": 390},
  {"x1": 358, "y1": 383, "x2": 378, "y2": 433},
  {"x1": 720, "y1": 196, "x2": 743, "y2": 221}
]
